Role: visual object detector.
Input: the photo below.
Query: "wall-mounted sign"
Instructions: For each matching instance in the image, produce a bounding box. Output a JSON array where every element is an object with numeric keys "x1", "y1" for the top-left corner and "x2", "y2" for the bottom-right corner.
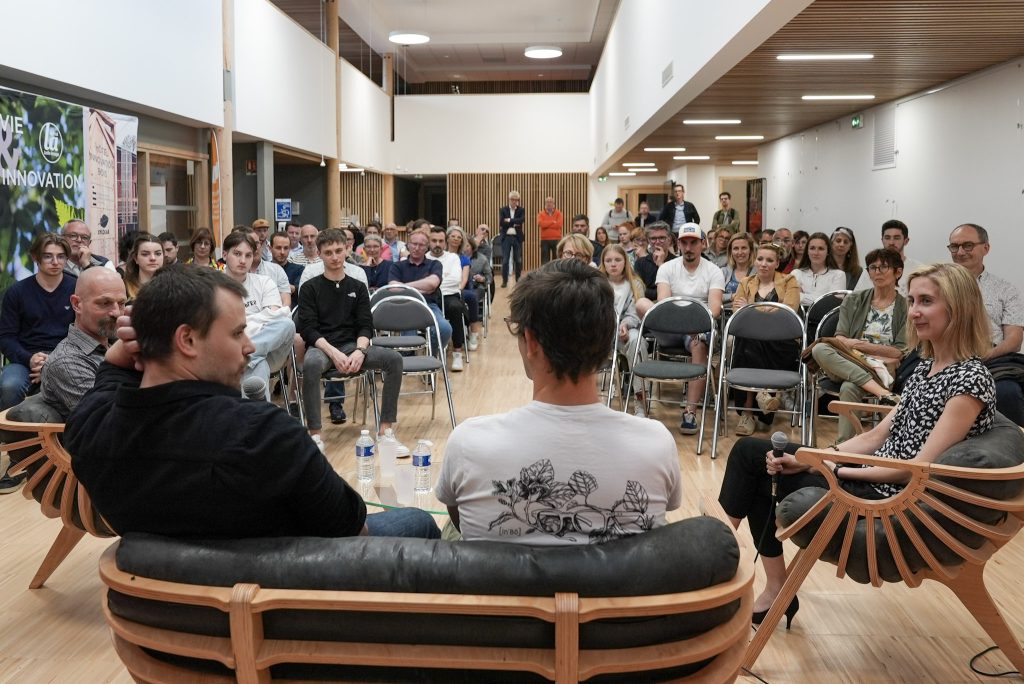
[{"x1": 275, "y1": 198, "x2": 292, "y2": 221}]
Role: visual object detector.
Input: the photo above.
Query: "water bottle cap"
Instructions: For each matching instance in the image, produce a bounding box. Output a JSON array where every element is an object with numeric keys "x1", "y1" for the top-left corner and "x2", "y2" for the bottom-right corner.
[
  {"x1": 360, "y1": 429, "x2": 370, "y2": 435},
  {"x1": 385, "y1": 428, "x2": 394, "y2": 437}
]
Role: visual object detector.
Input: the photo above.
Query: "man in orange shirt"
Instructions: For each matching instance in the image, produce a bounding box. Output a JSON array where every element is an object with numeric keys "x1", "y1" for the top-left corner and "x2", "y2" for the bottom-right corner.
[{"x1": 537, "y1": 196, "x2": 563, "y2": 264}]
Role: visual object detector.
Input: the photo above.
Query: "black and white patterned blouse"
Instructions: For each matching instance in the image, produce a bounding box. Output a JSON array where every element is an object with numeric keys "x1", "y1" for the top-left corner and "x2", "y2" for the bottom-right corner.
[{"x1": 870, "y1": 357, "x2": 995, "y2": 497}]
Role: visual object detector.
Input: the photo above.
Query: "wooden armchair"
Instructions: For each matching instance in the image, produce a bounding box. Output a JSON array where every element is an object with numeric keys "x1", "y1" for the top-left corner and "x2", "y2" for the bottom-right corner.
[
  {"x1": 743, "y1": 400, "x2": 1024, "y2": 675},
  {"x1": 0, "y1": 403, "x2": 114, "y2": 588}
]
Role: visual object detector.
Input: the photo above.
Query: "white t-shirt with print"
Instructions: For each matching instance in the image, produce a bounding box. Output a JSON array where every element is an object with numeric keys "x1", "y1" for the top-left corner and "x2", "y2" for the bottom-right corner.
[
  {"x1": 654, "y1": 257, "x2": 725, "y2": 301},
  {"x1": 435, "y1": 401, "x2": 682, "y2": 546},
  {"x1": 242, "y1": 272, "x2": 281, "y2": 316}
]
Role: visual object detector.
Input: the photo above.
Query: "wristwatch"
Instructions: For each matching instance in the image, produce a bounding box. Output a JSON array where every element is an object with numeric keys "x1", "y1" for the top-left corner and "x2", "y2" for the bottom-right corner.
[
  {"x1": 355, "y1": 346, "x2": 369, "y2": 354},
  {"x1": 832, "y1": 463, "x2": 844, "y2": 478}
]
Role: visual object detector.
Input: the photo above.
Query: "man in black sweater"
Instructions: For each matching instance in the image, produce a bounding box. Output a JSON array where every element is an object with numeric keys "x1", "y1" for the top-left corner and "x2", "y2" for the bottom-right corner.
[
  {"x1": 65, "y1": 264, "x2": 437, "y2": 539},
  {"x1": 298, "y1": 229, "x2": 403, "y2": 449}
]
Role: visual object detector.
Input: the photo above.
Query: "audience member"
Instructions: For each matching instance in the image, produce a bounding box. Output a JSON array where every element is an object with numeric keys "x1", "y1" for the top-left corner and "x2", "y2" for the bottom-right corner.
[
  {"x1": 382, "y1": 223, "x2": 407, "y2": 262},
  {"x1": 446, "y1": 227, "x2": 482, "y2": 351},
  {"x1": 289, "y1": 224, "x2": 322, "y2": 266},
  {"x1": 810, "y1": 248, "x2": 907, "y2": 441},
  {"x1": 556, "y1": 233, "x2": 594, "y2": 265},
  {"x1": 251, "y1": 218, "x2": 272, "y2": 261},
  {"x1": 65, "y1": 265, "x2": 438, "y2": 539},
  {"x1": 356, "y1": 224, "x2": 393, "y2": 263},
  {"x1": 122, "y1": 234, "x2": 164, "y2": 299},
  {"x1": 158, "y1": 232, "x2": 179, "y2": 266},
  {"x1": 773, "y1": 228, "x2": 795, "y2": 273},
  {"x1": 658, "y1": 184, "x2": 700, "y2": 233},
  {"x1": 0, "y1": 233, "x2": 76, "y2": 412},
  {"x1": 297, "y1": 229, "x2": 405, "y2": 453},
  {"x1": 634, "y1": 222, "x2": 675, "y2": 301},
  {"x1": 854, "y1": 220, "x2": 921, "y2": 295},
  {"x1": 571, "y1": 214, "x2": 602, "y2": 264},
  {"x1": 270, "y1": 232, "x2": 304, "y2": 297},
  {"x1": 831, "y1": 226, "x2": 862, "y2": 289},
  {"x1": 721, "y1": 232, "x2": 755, "y2": 306},
  {"x1": 599, "y1": 245, "x2": 650, "y2": 415},
  {"x1": 792, "y1": 231, "x2": 846, "y2": 307},
  {"x1": 634, "y1": 201, "x2": 657, "y2": 229},
  {"x1": 537, "y1": 196, "x2": 563, "y2": 264},
  {"x1": 655, "y1": 222, "x2": 724, "y2": 434},
  {"x1": 706, "y1": 228, "x2": 730, "y2": 268},
  {"x1": 499, "y1": 190, "x2": 525, "y2": 287},
  {"x1": 465, "y1": 234, "x2": 492, "y2": 306},
  {"x1": 711, "y1": 192, "x2": 741, "y2": 234},
  {"x1": 286, "y1": 220, "x2": 303, "y2": 254},
  {"x1": 790, "y1": 230, "x2": 808, "y2": 268},
  {"x1": 389, "y1": 229, "x2": 452, "y2": 351},
  {"x1": 358, "y1": 234, "x2": 393, "y2": 292},
  {"x1": 617, "y1": 221, "x2": 638, "y2": 265},
  {"x1": 601, "y1": 197, "x2": 631, "y2": 238},
  {"x1": 427, "y1": 226, "x2": 469, "y2": 371},
  {"x1": 40, "y1": 268, "x2": 127, "y2": 420},
  {"x1": 594, "y1": 226, "x2": 610, "y2": 249},
  {"x1": 436, "y1": 259, "x2": 681, "y2": 544},
  {"x1": 61, "y1": 219, "x2": 116, "y2": 276},
  {"x1": 948, "y1": 223, "x2": 1024, "y2": 425},
  {"x1": 187, "y1": 228, "x2": 221, "y2": 269},
  {"x1": 758, "y1": 229, "x2": 775, "y2": 245}
]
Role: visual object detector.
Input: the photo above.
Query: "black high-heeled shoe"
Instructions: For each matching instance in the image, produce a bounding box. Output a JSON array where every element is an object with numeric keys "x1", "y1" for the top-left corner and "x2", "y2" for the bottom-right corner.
[{"x1": 751, "y1": 595, "x2": 799, "y2": 630}]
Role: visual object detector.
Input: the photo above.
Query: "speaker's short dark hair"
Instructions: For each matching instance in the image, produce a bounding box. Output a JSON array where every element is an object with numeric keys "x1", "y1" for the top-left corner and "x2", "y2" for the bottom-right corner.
[
  {"x1": 29, "y1": 232, "x2": 70, "y2": 262},
  {"x1": 222, "y1": 231, "x2": 256, "y2": 254},
  {"x1": 157, "y1": 232, "x2": 177, "y2": 245},
  {"x1": 316, "y1": 228, "x2": 347, "y2": 251},
  {"x1": 132, "y1": 265, "x2": 247, "y2": 362},
  {"x1": 508, "y1": 260, "x2": 614, "y2": 383},
  {"x1": 864, "y1": 247, "x2": 904, "y2": 272},
  {"x1": 881, "y1": 219, "x2": 908, "y2": 238}
]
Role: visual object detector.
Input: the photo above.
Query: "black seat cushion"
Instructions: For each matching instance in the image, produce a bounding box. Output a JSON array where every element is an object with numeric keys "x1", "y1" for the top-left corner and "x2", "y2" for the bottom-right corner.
[{"x1": 777, "y1": 412, "x2": 1024, "y2": 584}]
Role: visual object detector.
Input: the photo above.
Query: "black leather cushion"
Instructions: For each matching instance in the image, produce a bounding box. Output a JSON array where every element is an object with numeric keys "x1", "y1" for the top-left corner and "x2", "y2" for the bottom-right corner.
[
  {"x1": 109, "y1": 518, "x2": 740, "y2": 680},
  {"x1": 777, "y1": 413, "x2": 1024, "y2": 584}
]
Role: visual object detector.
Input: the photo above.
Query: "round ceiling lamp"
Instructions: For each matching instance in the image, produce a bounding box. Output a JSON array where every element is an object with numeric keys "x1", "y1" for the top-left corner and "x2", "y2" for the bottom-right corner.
[
  {"x1": 525, "y1": 46, "x2": 562, "y2": 59},
  {"x1": 389, "y1": 31, "x2": 430, "y2": 45}
]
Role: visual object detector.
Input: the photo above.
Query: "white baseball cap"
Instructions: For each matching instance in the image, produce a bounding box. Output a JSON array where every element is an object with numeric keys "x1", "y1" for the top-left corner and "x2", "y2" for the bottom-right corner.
[{"x1": 677, "y1": 222, "x2": 704, "y2": 240}]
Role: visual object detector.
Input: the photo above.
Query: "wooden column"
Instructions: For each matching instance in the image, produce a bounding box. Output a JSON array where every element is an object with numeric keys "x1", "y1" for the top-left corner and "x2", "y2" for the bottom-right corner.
[
  {"x1": 325, "y1": 0, "x2": 341, "y2": 229},
  {"x1": 214, "y1": 0, "x2": 236, "y2": 240}
]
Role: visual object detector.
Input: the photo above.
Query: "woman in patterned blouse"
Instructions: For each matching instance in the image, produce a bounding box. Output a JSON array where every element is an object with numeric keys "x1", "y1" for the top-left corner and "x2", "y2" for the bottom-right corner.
[{"x1": 718, "y1": 262, "x2": 995, "y2": 624}]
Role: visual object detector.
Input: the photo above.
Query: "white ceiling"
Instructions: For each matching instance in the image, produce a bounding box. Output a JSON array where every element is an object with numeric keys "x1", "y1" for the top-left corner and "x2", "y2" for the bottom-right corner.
[{"x1": 337, "y1": 0, "x2": 617, "y2": 82}]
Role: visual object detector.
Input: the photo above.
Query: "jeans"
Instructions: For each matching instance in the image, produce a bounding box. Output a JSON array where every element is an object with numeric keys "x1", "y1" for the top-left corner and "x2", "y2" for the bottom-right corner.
[
  {"x1": 302, "y1": 345, "x2": 402, "y2": 430},
  {"x1": 365, "y1": 507, "x2": 441, "y2": 538},
  {"x1": 426, "y1": 302, "x2": 453, "y2": 350},
  {"x1": 995, "y1": 378, "x2": 1024, "y2": 426},
  {"x1": 541, "y1": 239, "x2": 559, "y2": 264},
  {"x1": 0, "y1": 362, "x2": 33, "y2": 410},
  {"x1": 501, "y1": 236, "x2": 523, "y2": 283},
  {"x1": 461, "y1": 288, "x2": 480, "y2": 324},
  {"x1": 243, "y1": 316, "x2": 296, "y2": 401}
]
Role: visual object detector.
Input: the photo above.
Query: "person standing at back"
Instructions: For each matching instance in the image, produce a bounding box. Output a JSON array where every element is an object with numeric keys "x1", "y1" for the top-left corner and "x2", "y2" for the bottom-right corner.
[
  {"x1": 499, "y1": 191, "x2": 525, "y2": 288},
  {"x1": 658, "y1": 184, "x2": 700, "y2": 233}
]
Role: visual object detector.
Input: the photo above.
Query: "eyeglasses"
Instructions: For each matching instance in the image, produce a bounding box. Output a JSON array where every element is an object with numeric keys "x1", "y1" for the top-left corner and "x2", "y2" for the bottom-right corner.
[
  {"x1": 504, "y1": 316, "x2": 521, "y2": 336},
  {"x1": 947, "y1": 241, "x2": 982, "y2": 254},
  {"x1": 194, "y1": 240, "x2": 212, "y2": 247},
  {"x1": 561, "y1": 250, "x2": 580, "y2": 258},
  {"x1": 648, "y1": 235, "x2": 669, "y2": 242},
  {"x1": 64, "y1": 233, "x2": 91, "y2": 244},
  {"x1": 40, "y1": 253, "x2": 68, "y2": 262},
  {"x1": 867, "y1": 263, "x2": 892, "y2": 273}
]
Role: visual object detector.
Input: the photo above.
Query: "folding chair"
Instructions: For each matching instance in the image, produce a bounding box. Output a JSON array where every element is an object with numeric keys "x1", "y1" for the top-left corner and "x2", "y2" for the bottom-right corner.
[
  {"x1": 371, "y1": 295, "x2": 457, "y2": 427},
  {"x1": 369, "y1": 285, "x2": 429, "y2": 354},
  {"x1": 598, "y1": 310, "x2": 623, "y2": 409},
  {"x1": 624, "y1": 297, "x2": 716, "y2": 454},
  {"x1": 712, "y1": 301, "x2": 806, "y2": 458},
  {"x1": 802, "y1": 289, "x2": 850, "y2": 348},
  {"x1": 805, "y1": 306, "x2": 843, "y2": 445}
]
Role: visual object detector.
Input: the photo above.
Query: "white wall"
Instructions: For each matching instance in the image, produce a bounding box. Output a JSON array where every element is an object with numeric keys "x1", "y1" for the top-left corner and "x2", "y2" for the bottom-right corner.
[
  {"x1": 339, "y1": 60, "x2": 390, "y2": 170},
  {"x1": 589, "y1": 0, "x2": 811, "y2": 173},
  {"x1": 391, "y1": 94, "x2": 590, "y2": 174},
  {"x1": 759, "y1": 58, "x2": 1024, "y2": 290},
  {"x1": 233, "y1": 0, "x2": 337, "y2": 157},
  {"x1": 0, "y1": 0, "x2": 222, "y2": 126}
]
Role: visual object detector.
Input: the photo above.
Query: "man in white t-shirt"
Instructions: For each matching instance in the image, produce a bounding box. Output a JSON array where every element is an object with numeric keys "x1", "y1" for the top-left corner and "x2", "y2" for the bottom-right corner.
[
  {"x1": 655, "y1": 222, "x2": 724, "y2": 435},
  {"x1": 222, "y1": 232, "x2": 295, "y2": 401},
  {"x1": 854, "y1": 219, "x2": 921, "y2": 295},
  {"x1": 426, "y1": 225, "x2": 469, "y2": 371},
  {"x1": 436, "y1": 259, "x2": 682, "y2": 545}
]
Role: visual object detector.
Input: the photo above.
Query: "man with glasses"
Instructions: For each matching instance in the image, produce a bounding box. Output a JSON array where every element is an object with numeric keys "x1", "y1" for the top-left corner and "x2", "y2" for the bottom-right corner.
[
  {"x1": 854, "y1": 219, "x2": 921, "y2": 294},
  {"x1": 655, "y1": 223, "x2": 724, "y2": 435},
  {"x1": 948, "y1": 223, "x2": 1024, "y2": 425},
  {"x1": 634, "y1": 222, "x2": 676, "y2": 301},
  {"x1": 772, "y1": 227, "x2": 795, "y2": 274},
  {"x1": 435, "y1": 259, "x2": 681, "y2": 544},
  {"x1": 571, "y1": 214, "x2": 602, "y2": 264},
  {"x1": 0, "y1": 233, "x2": 76, "y2": 415},
  {"x1": 499, "y1": 191, "x2": 525, "y2": 288},
  {"x1": 390, "y1": 230, "x2": 453, "y2": 351},
  {"x1": 61, "y1": 219, "x2": 116, "y2": 276}
]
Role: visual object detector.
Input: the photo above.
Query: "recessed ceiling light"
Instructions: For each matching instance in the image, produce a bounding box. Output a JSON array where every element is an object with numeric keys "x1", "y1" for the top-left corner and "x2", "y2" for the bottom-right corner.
[
  {"x1": 732, "y1": 160, "x2": 759, "y2": 165},
  {"x1": 622, "y1": 162, "x2": 654, "y2": 166},
  {"x1": 715, "y1": 135, "x2": 764, "y2": 141},
  {"x1": 801, "y1": 94, "x2": 875, "y2": 101},
  {"x1": 644, "y1": 147, "x2": 685, "y2": 152},
  {"x1": 525, "y1": 46, "x2": 562, "y2": 59},
  {"x1": 607, "y1": 171, "x2": 636, "y2": 176},
  {"x1": 627, "y1": 168, "x2": 659, "y2": 173},
  {"x1": 778, "y1": 53, "x2": 874, "y2": 61},
  {"x1": 388, "y1": 31, "x2": 430, "y2": 45},
  {"x1": 673, "y1": 155, "x2": 711, "y2": 160},
  {"x1": 683, "y1": 119, "x2": 741, "y2": 125}
]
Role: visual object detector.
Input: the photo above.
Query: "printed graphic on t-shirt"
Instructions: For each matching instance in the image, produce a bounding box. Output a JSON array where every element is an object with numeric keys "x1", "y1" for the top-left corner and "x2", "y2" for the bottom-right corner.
[{"x1": 489, "y1": 458, "x2": 652, "y2": 543}]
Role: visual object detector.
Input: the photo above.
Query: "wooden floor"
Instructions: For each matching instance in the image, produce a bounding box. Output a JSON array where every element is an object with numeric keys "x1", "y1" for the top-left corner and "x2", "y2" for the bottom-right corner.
[{"x1": 1, "y1": 286, "x2": 1022, "y2": 683}]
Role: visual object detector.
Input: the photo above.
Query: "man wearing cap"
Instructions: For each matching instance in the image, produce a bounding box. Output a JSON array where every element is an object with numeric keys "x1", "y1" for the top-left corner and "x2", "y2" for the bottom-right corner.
[
  {"x1": 655, "y1": 222, "x2": 724, "y2": 435},
  {"x1": 251, "y1": 219, "x2": 272, "y2": 262},
  {"x1": 658, "y1": 184, "x2": 700, "y2": 234},
  {"x1": 601, "y1": 198, "x2": 631, "y2": 240}
]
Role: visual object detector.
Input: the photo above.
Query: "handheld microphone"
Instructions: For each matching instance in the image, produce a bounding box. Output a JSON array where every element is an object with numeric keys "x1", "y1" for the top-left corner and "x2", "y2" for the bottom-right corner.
[{"x1": 770, "y1": 431, "x2": 788, "y2": 500}]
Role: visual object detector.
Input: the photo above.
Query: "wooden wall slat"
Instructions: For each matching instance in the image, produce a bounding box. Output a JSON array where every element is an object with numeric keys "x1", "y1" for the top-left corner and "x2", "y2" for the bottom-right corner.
[
  {"x1": 447, "y1": 173, "x2": 588, "y2": 273},
  {"x1": 339, "y1": 172, "x2": 385, "y2": 227}
]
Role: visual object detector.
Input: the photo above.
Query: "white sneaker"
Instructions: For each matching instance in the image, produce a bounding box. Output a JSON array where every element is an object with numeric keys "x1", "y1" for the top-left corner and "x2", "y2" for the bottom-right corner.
[
  {"x1": 735, "y1": 414, "x2": 756, "y2": 436},
  {"x1": 311, "y1": 434, "x2": 326, "y2": 453},
  {"x1": 451, "y1": 352, "x2": 465, "y2": 372},
  {"x1": 396, "y1": 443, "x2": 411, "y2": 459},
  {"x1": 633, "y1": 402, "x2": 647, "y2": 418},
  {"x1": 468, "y1": 333, "x2": 479, "y2": 351}
]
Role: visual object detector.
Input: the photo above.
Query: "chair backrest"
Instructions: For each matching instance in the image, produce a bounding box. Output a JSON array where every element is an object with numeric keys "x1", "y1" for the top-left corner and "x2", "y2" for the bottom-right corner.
[
  {"x1": 369, "y1": 283, "x2": 427, "y2": 308},
  {"x1": 371, "y1": 295, "x2": 440, "y2": 335},
  {"x1": 804, "y1": 289, "x2": 849, "y2": 345},
  {"x1": 724, "y1": 301, "x2": 804, "y2": 343},
  {"x1": 640, "y1": 296, "x2": 716, "y2": 339},
  {"x1": 815, "y1": 306, "x2": 842, "y2": 339}
]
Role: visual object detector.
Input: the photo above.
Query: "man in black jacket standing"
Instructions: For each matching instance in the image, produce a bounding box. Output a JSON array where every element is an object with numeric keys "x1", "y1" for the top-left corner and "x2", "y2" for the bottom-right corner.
[
  {"x1": 499, "y1": 190, "x2": 525, "y2": 287},
  {"x1": 658, "y1": 184, "x2": 700, "y2": 234}
]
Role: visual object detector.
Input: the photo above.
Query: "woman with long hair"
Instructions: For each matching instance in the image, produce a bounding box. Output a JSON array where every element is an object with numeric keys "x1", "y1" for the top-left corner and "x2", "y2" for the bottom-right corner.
[
  {"x1": 831, "y1": 226, "x2": 862, "y2": 290},
  {"x1": 721, "y1": 232, "x2": 755, "y2": 306},
  {"x1": 122, "y1": 233, "x2": 164, "y2": 299},
  {"x1": 187, "y1": 228, "x2": 222, "y2": 269},
  {"x1": 447, "y1": 226, "x2": 483, "y2": 350},
  {"x1": 599, "y1": 245, "x2": 651, "y2": 416},
  {"x1": 719, "y1": 262, "x2": 995, "y2": 628},
  {"x1": 792, "y1": 231, "x2": 846, "y2": 307},
  {"x1": 791, "y1": 230, "x2": 809, "y2": 268}
]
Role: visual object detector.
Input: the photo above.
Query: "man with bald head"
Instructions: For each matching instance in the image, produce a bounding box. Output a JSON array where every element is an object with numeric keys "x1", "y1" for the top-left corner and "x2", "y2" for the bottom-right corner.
[
  {"x1": 40, "y1": 267, "x2": 127, "y2": 419},
  {"x1": 289, "y1": 224, "x2": 322, "y2": 266}
]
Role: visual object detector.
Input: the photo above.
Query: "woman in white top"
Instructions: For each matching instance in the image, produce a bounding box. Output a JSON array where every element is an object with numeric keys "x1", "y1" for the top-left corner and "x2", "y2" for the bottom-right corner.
[
  {"x1": 599, "y1": 245, "x2": 650, "y2": 415},
  {"x1": 792, "y1": 231, "x2": 847, "y2": 306}
]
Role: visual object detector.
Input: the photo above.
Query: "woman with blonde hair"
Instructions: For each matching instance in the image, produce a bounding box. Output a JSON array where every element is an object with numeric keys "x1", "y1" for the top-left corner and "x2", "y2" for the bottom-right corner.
[
  {"x1": 719, "y1": 261, "x2": 996, "y2": 627},
  {"x1": 721, "y1": 232, "x2": 755, "y2": 305},
  {"x1": 556, "y1": 233, "x2": 595, "y2": 265},
  {"x1": 599, "y1": 245, "x2": 651, "y2": 415}
]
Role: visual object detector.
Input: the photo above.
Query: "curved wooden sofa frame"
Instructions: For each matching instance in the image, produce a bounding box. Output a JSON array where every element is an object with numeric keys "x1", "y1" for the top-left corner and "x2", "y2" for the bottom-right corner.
[
  {"x1": 99, "y1": 497, "x2": 754, "y2": 684},
  {"x1": 0, "y1": 407, "x2": 114, "y2": 588},
  {"x1": 743, "y1": 401, "x2": 1024, "y2": 674}
]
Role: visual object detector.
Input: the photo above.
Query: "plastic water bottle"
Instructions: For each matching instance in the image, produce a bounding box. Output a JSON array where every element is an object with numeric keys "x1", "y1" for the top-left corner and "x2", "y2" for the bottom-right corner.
[
  {"x1": 356, "y1": 430, "x2": 375, "y2": 482},
  {"x1": 412, "y1": 439, "x2": 433, "y2": 492},
  {"x1": 378, "y1": 428, "x2": 398, "y2": 479}
]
